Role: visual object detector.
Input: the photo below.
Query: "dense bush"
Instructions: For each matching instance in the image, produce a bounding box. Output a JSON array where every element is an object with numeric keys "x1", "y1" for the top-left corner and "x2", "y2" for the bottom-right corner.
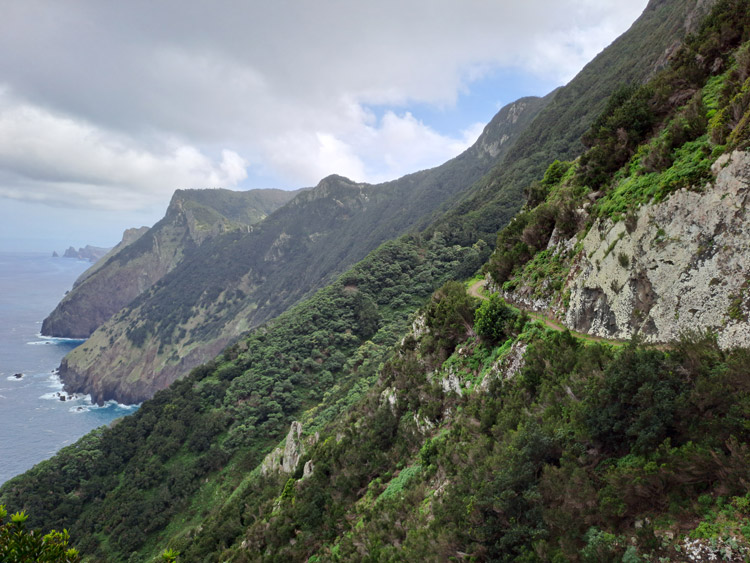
[
  {"x1": 0, "y1": 506, "x2": 80, "y2": 563},
  {"x1": 421, "y1": 281, "x2": 478, "y2": 358},
  {"x1": 473, "y1": 294, "x2": 518, "y2": 344}
]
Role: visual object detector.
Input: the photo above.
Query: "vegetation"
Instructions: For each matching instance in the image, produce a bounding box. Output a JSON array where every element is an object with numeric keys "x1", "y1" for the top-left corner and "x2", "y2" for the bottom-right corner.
[
  {"x1": 0, "y1": 505, "x2": 80, "y2": 562},
  {"x1": 188, "y1": 296, "x2": 750, "y2": 562},
  {"x1": 41, "y1": 188, "x2": 298, "y2": 340},
  {"x1": 489, "y1": 0, "x2": 750, "y2": 296},
  {"x1": 60, "y1": 101, "x2": 529, "y2": 403},
  {"x1": 5, "y1": 1, "x2": 750, "y2": 561},
  {"x1": 0, "y1": 234, "x2": 482, "y2": 561}
]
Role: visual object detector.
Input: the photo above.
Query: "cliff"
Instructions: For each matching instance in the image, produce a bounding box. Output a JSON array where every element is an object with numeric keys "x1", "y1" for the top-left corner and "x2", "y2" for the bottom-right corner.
[
  {"x1": 567, "y1": 151, "x2": 750, "y2": 346},
  {"x1": 40, "y1": 188, "x2": 298, "y2": 339},
  {"x1": 488, "y1": 4, "x2": 750, "y2": 349},
  {"x1": 3, "y1": 2, "x2": 750, "y2": 561},
  {"x1": 55, "y1": 94, "x2": 551, "y2": 404}
]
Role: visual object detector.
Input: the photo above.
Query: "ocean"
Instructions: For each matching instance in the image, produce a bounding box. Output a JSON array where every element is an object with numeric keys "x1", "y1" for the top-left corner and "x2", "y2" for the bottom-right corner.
[{"x1": 0, "y1": 252, "x2": 136, "y2": 485}]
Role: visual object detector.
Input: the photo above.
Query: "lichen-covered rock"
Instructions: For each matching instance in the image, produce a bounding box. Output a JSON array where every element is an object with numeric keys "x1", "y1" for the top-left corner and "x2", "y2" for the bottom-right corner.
[
  {"x1": 566, "y1": 150, "x2": 750, "y2": 348},
  {"x1": 260, "y1": 421, "x2": 314, "y2": 476},
  {"x1": 302, "y1": 460, "x2": 315, "y2": 479},
  {"x1": 380, "y1": 387, "x2": 398, "y2": 413},
  {"x1": 480, "y1": 340, "x2": 528, "y2": 391},
  {"x1": 282, "y1": 421, "x2": 304, "y2": 474},
  {"x1": 440, "y1": 369, "x2": 463, "y2": 397}
]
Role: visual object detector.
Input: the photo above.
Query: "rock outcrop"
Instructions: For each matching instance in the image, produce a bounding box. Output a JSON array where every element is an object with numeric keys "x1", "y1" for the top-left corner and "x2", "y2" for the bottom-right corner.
[
  {"x1": 566, "y1": 151, "x2": 750, "y2": 348},
  {"x1": 260, "y1": 422, "x2": 318, "y2": 476},
  {"x1": 61, "y1": 245, "x2": 112, "y2": 263}
]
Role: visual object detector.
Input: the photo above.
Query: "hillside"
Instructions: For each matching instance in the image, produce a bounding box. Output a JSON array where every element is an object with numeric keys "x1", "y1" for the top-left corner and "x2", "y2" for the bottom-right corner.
[
  {"x1": 426, "y1": 0, "x2": 719, "y2": 246},
  {"x1": 41, "y1": 188, "x2": 298, "y2": 339},
  {"x1": 51, "y1": 0, "x2": 710, "y2": 407},
  {"x1": 55, "y1": 94, "x2": 551, "y2": 404},
  {"x1": 4, "y1": 0, "x2": 750, "y2": 561}
]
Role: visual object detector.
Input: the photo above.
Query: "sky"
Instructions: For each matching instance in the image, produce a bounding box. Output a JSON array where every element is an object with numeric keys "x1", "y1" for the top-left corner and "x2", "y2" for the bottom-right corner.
[{"x1": 0, "y1": 0, "x2": 649, "y2": 252}]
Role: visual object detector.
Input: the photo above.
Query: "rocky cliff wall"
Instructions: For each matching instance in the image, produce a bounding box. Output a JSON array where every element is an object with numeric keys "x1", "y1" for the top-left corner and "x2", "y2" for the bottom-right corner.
[{"x1": 565, "y1": 150, "x2": 750, "y2": 348}]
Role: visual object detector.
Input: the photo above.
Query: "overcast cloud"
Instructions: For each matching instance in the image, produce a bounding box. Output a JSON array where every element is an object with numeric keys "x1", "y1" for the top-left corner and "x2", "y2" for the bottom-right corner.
[{"x1": 0, "y1": 0, "x2": 648, "y2": 227}]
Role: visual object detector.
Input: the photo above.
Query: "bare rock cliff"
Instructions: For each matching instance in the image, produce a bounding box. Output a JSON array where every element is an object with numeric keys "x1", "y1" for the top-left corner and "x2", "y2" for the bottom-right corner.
[{"x1": 566, "y1": 150, "x2": 750, "y2": 348}]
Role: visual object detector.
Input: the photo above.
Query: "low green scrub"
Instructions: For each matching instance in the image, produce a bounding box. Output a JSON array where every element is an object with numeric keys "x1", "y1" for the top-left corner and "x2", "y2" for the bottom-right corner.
[
  {"x1": 0, "y1": 233, "x2": 483, "y2": 562},
  {"x1": 211, "y1": 279, "x2": 750, "y2": 561},
  {"x1": 595, "y1": 136, "x2": 717, "y2": 220}
]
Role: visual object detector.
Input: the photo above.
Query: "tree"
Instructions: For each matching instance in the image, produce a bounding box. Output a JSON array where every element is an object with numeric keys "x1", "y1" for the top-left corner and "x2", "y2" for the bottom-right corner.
[
  {"x1": 0, "y1": 505, "x2": 80, "y2": 563},
  {"x1": 474, "y1": 294, "x2": 518, "y2": 344},
  {"x1": 423, "y1": 281, "x2": 478, "y2": 356}
]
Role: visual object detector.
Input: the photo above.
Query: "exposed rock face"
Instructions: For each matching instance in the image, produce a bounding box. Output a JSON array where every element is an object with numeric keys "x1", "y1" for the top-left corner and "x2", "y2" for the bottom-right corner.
[
  {"x1": 440, "y1": 370, "x2": 464, "y2": 397},
  {"x1": 62, "y1": 245, "x2": 112, "y2": 263},
  {"x1": 42, "y1": 220, "x2": 182, "y2": 339},
  {"x1": 476, "y1": 97, "x2": 551, "y2": 159},
  {"x1": 480, "y1": 340, "x2": 528, "y2": 392},
  {"x1": 302, "y1": 460, "x2": 315, "y2": 479},
  {"x1": 260, "y1": 421, "x2": 317, "y2": 476},
  {"x1": 42, "y1": 189, "x2": 296, "y2": 340},
  {"x1": 566, "y1": 151, "x2": 750, "y2": 348},
  {"x1": 280, "y1": 421, "x2": 302, "y2": 474}
]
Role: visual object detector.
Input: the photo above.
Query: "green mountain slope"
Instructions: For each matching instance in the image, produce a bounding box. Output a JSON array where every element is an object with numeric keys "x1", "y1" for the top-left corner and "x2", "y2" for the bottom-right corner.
[
  {"x1": 427, "y1": 0, "x2": 719, "y2": 246},
  {"x1": 4, "y1": 1, "x2": 749, "y2": 561},
  {"x1": 56, "y1": 95, "x2": 550, "y2": 404},
  {"x1": 41, "y1": 188, "x2": 298, "y2": 339}
]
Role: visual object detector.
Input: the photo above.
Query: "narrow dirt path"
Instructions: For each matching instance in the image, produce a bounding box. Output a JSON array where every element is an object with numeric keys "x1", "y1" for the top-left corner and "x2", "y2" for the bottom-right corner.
[
  {"x1": 469, "y1": 279, "x2": 626, "y2": 345},
  {"x1": 468, "y1": 279, "x2": 486, "y2": 300}
]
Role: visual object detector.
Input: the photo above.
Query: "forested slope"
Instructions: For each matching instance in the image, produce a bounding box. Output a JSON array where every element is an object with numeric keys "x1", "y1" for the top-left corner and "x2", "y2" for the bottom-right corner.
[
  {"x1": 56, "y1": 95, "x2": 549, "y2": 404},
  {"x1": 4, "y1": 0, "x2": 749, "y2": 561}
]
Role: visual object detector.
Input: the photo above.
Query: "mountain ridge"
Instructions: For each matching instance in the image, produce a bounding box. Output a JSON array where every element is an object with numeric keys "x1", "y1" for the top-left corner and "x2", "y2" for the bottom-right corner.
[
  {"x1": 54, "y1": 93, "x2": 551, "y2": 404},
  {"x1": 41, "y1": 188, "x2": 299, "y2": 339},
  {"x1": 3, "y1": 2, "x2": 748, "y2": 561}
]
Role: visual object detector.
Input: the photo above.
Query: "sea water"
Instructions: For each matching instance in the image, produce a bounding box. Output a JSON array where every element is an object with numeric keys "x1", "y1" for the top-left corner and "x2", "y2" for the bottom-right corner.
[{"x1": 0, "y1": 252, "x2": 137, "y2": 485}]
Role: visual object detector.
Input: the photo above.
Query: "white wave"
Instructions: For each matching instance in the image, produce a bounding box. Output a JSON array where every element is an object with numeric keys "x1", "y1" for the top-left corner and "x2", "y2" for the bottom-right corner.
[
  {"x1": 38, "y1": 372, "x2": 140, "y2": 413},
  {"x1": 69, "y1": 398, "x2": 140, "y2": 413},
  {"x1": 46, "y1": 374, "x2": 64, "y2": 389},
  {"x1": 6, "y1": 374, "x2": 25, "y2": 381},
  {"x1": 28, "y1": 335, "x2": 86, "y2": 346},
  {"x1": 115, "y1": 402, "x2": 140, "y2": 410}
]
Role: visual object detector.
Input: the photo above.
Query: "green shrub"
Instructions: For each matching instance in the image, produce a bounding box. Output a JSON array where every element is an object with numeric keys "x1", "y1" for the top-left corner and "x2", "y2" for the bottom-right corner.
[
  {"x1": 0, "y1": 506, "x2": 80, "y2": 563},
  {"x1": 474, "y1": 294, "x2": 518, "y2": 344}
]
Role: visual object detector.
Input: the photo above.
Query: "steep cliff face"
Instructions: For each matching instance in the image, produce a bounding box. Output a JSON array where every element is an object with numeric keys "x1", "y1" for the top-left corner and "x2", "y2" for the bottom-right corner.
[
  {"x1": 70, "y1": 227, "x2": 150, "y2": 287},
  {"x1": 566, "y1": 151, "x2": 750, "y2": 347},
  {"x1": 429, "y1": 0, "x2": 720, "y2": 247},
  {"x1": 41, "y1": 188, "x2": 298, "y2": 339},
  {"x1": 56, "y1": 95, "x2": 550, "y2": 404},
  {"x1": 61, "y1": 244, "x2": 112, "y2": 263},
  {"x1": 488, "y1": 0, "x2": 750, "y2": 349}
]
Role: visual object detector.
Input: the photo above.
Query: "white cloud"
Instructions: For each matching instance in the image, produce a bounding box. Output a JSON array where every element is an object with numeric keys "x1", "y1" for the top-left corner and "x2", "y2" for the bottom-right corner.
[
  {"x1": 0, "y1": 0, "x2": 649, "y2": 217},
  {"x1": 257, "y1": 111, "x2": 485, "y2": 186},
  {"x1": 0, "y1": 93, "x2": 247, "y2": 209}
]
